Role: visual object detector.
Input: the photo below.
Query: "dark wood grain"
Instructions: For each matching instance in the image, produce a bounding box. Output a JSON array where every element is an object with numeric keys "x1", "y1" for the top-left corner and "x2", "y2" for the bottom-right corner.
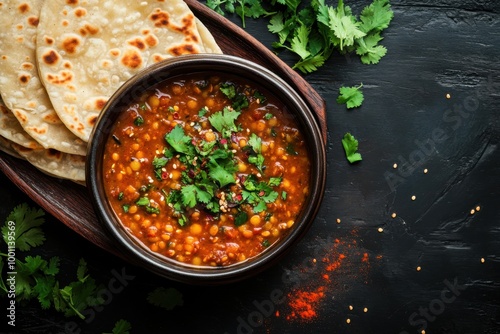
[{"x1": 0, "y1": 5, "x2": 326, "y2": 256}]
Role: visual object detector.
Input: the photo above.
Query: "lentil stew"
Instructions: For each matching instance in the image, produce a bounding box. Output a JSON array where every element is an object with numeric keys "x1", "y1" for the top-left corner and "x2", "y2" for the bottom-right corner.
[{"x1": 102, "y1": 73, "x2": 312, "y2": 267}]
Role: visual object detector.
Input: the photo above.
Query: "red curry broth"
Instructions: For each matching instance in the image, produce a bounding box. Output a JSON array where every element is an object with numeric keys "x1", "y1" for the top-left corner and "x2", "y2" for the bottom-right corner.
[{"x1": 103, "y1": 73, "x2": 311, "y2": 267}]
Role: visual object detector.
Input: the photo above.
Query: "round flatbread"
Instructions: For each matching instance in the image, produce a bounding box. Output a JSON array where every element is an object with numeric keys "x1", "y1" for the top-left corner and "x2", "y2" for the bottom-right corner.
[
  {"x1": 11, "y1": 142, "x2": 86, "y2": 182},
  {"x1": 0, "y1": 98, "x2": 43, "y2": 150},
  {"x1": 0, "y1": 135, "x2": 24, "y2": 159},
  {"x1": 36, "y1": 0, "x2": 221, "y2": 142},
  {"x1": 0, "y1": 0, "x2": 87, "y2": 155}
]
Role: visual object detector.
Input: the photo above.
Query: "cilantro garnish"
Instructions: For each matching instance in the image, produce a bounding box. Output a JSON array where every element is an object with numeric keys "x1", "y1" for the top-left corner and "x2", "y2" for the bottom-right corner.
[
  {"x1": 206, "y1": 0, "x2": 272, "y2": 28},
  {"x1": 337, "y1": 84, "x2": 364, "y2": 109},
  {"x1": 103, "y1": 319, "x2": 132, "y2": 334},
  {"x1": 220, "y1": 82, "x2": 236, "y2": 99},
  {"x1": 342, "y1": 132, "x2": 363, "y2": 163},
  {"x1": 0, "y1": 204, "x2": 105, "y2": 319},
  {"x1": 219, "y1": 82, "x2": 249, "y2": 111},
  {"x1": 1, "y1": 203, "x2": 45, "y2": 251},
  {"x1": 207, "y1": 0, "x2": 394, "y2": 73},
  {"x1": 135, "y1": 197, "x2": 160, "y2": 214},
  {"x1": 241, "y1": 175, "x2": 281, "y2": 214},
  {"x1": 208, "y1": 107, "x2": 241, "y2": 138},
  {"x1": 165, "y1": 125, "x2": 193, "y2": 155},
  {"x1": 234, "y1": 212, "x2": 249, "y2": 226},
  {"x1": 198, "y1": 106, "x2": 209, "y2": 117},
  {"x1": 246, "y1": 133, "x2": 265, "y2": 172},
  {"x1": 134, "y1": 115, "x2": 144, "y2": 126}
]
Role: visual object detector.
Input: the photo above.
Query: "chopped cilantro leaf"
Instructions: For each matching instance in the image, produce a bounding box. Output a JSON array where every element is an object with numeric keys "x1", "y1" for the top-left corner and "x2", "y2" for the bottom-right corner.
[
  {"x1": 262, "y1": 239, "x2": 271, "y2": 247},
  {"x1": 1, "y1": 203, "x2": 45, "y2": 251},
  {"x1": 286, "y1": 143, "x2": 298, "y2": 155},
  {"x1": 208, "y1": 160, "x2": 236, "y2": 188},
  {"x1": 122, "y1": 204, "x2": 130, "y2": 213},
  {"x1": 220, "y1": 82, "x2": 236, "y2": 99},
  {"x1": 198, "y1": 106, "x2": 209, "y2": 117},
  {"x1": 337, "y1": 84, "x2": 364, "y2": 109},
  {"x1": 106, "y1": 319, "x2": 132, "y2": 334},
  {"x1": 135, "y1": 197, "x2": 150, "y2": 206},
  {"x1": 134, "y1": 116, "x2": 144, "y2": 126},
  {"x1": 165, "y1": 125, "x2": 193, "y2": 154},
  {"x1": 342, "y1": 132, "x2": 363, "y2": 163},
  {"x1": 234, "y1": 212, "x2": 249, "y2": 226},
  {"x1": 208, "y1": 108, "x2": 241, "y2": 138}
]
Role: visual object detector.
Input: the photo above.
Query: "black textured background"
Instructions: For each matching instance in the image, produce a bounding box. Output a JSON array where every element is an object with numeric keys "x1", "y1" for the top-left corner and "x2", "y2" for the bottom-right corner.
[{"x1": 1, "y1": 1, "x2": 499, "y2": 333}]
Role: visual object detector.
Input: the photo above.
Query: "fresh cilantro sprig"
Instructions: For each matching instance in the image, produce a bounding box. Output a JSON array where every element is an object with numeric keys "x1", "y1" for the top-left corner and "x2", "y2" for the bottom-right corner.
[
  {"x1": 1, "y1": 203, "x2": 45, "y2": 251},
  {"x1": 246, "y1": 133, "x2": 265, "y2": 172},
  {"x1": 206, "y1": 0, "x2": 274, "y2": 28},
  {"x1": 342, "y1": 132, "x2": 362, "y2": 163},
  {"x1": 208, "y1": 108, "x2": 241, "y2": 138},
  {"x1": 337, "y1": 83, "x2": 364, "y2": 109},
  {"x1": 206, "y1": 0, "x2": 394, "y2": 73},
  {"x1": 0, "y1": 204, "x2": 105, "y2": 319},
  {"x1": 103, "y1": 319, "x2": 132, "y2": 334}
]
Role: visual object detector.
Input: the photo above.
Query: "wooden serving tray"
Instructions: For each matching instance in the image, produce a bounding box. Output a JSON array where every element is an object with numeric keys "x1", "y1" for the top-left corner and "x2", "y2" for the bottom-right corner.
[{"x1": 0, "y1": 1, "x2": 327, "y2": 258}]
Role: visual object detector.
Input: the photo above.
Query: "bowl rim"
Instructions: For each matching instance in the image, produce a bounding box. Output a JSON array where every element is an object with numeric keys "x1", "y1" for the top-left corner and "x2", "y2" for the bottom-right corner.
[{"x1": 86, "y1": 54, "x2": 326, "y2": 284}]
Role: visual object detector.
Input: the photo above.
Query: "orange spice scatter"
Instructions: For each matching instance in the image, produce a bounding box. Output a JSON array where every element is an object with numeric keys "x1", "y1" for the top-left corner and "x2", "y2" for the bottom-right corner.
[{"x1": 287, "y1": 287, "x2": 325, "y2": 321}]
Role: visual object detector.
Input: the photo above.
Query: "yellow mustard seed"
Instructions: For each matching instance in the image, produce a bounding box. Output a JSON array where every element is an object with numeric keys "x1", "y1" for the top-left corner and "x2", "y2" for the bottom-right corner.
[
  {"x1": 378, "y1": 227, "x2": 384, "y2": 233},
  {"x1": 391, "y1": 213, "x2": 397, "y2": 219},
  {"x1": 411, "y1": 195, "x2": 416, "y2": 201}
]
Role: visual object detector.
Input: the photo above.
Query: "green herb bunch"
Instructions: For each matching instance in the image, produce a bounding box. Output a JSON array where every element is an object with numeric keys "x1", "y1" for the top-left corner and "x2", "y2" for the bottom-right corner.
[{"x1": 205, "y1": 0, "x2": 394, "y2": 73}]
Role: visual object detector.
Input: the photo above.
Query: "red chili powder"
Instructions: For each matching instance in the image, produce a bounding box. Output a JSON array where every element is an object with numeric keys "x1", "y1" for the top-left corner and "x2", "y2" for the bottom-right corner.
[{"x1": 286, "y1": 286, "x2": 325, "y2": 321}]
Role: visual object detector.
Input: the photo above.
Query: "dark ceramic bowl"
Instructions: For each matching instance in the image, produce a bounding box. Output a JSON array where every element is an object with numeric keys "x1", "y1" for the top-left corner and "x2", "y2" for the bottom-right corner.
[{"x1": 86, "y1": 54, "x2": 326, "y2": 284}]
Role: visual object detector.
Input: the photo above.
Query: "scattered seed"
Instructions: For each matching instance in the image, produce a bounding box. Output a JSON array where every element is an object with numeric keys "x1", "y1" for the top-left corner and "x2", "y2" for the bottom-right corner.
[
  {"x1": 378, "y1": 227, "x2": 384, "y2": 233},
  {"x1": 346, "y1": 318, "x2": 351, "y2": 324},
  {"x1": 336, "y1": 218, "x2": 341, "y2": 224},
  {"x1": 481, "y1": 258, "x2": 485, "y2": 263},
  {"x1": 446, "y1": 93, "x2": 451, "y2": 99},
  {"x1": 363, "y1": 307, "x2": 368, "y2": 313},
  {"x1": 411, "y1": 195, "x2": 416, "y2": 201},
  {"x1": 349, "y1": 305, "x2": 353, "y2": 311},
  {"x1": 393, "y1": 163, "x2": 398, "y2": 169},
  {"x1": 313, "y1": 258, "x2": 317, "y2": 263},
  {"x1": 423, "y1": 168, "x2": 428, "y2": 174},
  {"x1": 391, "y1": 212, "x2": 397, "y2": 219},
  {"x1": 416, "y1": 266, "x2": 422, "y2": 272},
  {"x1": 476, "y1": 205, "x2": 481, "y2": 212},
  {"x1": 470, "y1": 209, "x2": 475, "y2": 215}
]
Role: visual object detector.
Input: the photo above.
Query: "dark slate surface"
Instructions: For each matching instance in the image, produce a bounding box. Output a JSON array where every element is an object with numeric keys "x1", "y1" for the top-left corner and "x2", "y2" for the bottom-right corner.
[{"x1": 1, "y1": 1, "x2": 499, "y2": 333}]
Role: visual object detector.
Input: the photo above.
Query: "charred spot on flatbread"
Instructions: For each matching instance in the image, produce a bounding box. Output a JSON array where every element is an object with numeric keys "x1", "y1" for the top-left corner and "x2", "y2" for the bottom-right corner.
[
  {"x1": 42, "y1": 49, "x2": 60, "y2": 65},
  {"x1": 121, "y1": 49, "x2": 142, "y2": 69},
  {"x1": 18, "y1": 3, "x2": 30, "y2": 13},
  {"x1": 62, "y1": 35, "x2": 81, "y2": 54}
]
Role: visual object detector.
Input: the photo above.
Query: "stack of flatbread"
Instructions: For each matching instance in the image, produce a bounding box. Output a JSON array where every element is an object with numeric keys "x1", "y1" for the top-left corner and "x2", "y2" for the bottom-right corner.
[{"x1": 0, "y1": 0, "x2": 222, "y2": 182}]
